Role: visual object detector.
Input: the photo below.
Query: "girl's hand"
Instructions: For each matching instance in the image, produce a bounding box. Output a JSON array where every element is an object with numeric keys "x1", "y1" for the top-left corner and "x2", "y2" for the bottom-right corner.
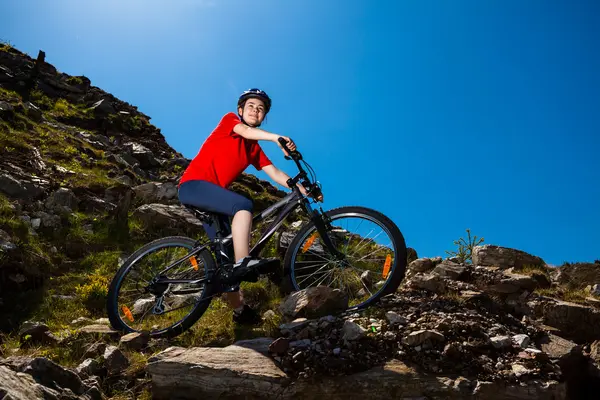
[
  {"x1": 298, "y1": 185, "x2": 324, "y2": 202},
  {"x1": 276, "y1": 135, "x2": 296, "y2": 156}
]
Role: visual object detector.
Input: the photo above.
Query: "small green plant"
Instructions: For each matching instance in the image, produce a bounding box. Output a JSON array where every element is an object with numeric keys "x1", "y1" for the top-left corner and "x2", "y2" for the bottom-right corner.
[
  {"x1": 64, "y1": 145, "x2": 78, "y2": 156},
  {"x1": 445, "y1": 228, "x2": 484, "y2": 264},
  {"x1": 30, "y1": 90, "x2": 55, "y2": 110},
  {"x1": 0, "y1": 39, "x2": 13, "y2": 52},
  {"x1": 75, "y1": 273, "x2": 109, "y2": 314},
  {"x1": 53, "y1": 98, "x2": 70, "y2": 113},
  {"x1": 66, "y1": 76, "x2": 83, "y2": 85}
]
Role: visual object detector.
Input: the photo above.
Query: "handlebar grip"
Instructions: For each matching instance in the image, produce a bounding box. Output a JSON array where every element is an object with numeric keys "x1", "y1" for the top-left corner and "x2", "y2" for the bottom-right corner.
[{"x1": 278, "y1": 137, "x2": 302, "y2": 160}]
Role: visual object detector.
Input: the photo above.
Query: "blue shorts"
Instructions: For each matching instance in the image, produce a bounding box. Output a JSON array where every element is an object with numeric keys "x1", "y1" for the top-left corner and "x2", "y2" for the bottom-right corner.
[{"x1": 178, "y1": 180, "x2": 253, "y2": 240}]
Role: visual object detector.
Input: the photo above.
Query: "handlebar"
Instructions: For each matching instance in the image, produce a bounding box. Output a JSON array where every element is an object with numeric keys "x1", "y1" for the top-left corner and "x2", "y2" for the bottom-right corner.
[
  {"x1": 277, "y1": 137, "x2": 322, "y2": 202},
  {"x1": 277, "y1": 137, "x2": 302, "y2": 161}
]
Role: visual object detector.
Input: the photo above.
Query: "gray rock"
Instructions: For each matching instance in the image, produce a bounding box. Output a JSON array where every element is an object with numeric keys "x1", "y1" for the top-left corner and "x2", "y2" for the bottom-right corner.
[
  {"x1": 403, "y1": 330, "x2": 445, "y2": 346},
  {"x1": 0, "y1": 172, "x2": 47, "y2": 200},
  {"x1": 125, "y1": 142, "x2": 159, "y2": 168},
  {"x1": 408, "y1": 273, "x2": 446, "y2": 293},
  {"x1": 75, "y1": 358, "x2": 102, "y2": 378},
  {"x1": 45, "y1": 187, "x2": 78, "y2": 212},
  {"x1": 342, "y1": 320, "x2": 367, "y2": 341},
  {"x1": 490, "y1": 335, "x2": 512, "y2": 349},
  {"x1": 538, "y1": 334, "x2": 577, "y2": 359},
  {"x1": 489, "y1": 273, "x2": 538, "y2": 294},
  {"x1": 32, "y1": 211, "x2": 61, "y2": 229},
  {"x1": 530, "y1": 298, "x2": 600, "y2": 343},
  {"x1": 432, "y1": 260, "x2": 466, "y2": 280},
  {"x1": 147, "y1": 345, "x2": 289, "y2": 399},
  {"x1": 24, "y1": 101, "x2": 43, "y2": 122},
  {"x1": 83, "y1": 342, "x2": 108, "y2": 359},
  {"x1": 0, "y1": 365, "x2": 45, "y2": 399},
  {"x1": 290, "y1": 339, "x2": 312, "y2": 349},
  {"x1": 408, "y1": 257, "x2": 435, "y2": 273},
  {"x1": 120, "y1": 332, "x2": 150, "y2": 351},
  {"x1": 132, "y1": 203, "x2": 203, "y2": 231},
  {"x1": 512, "y1": 334, "x2": 531, "y2": 349},
  {"x1": 472, "y1": 244, "x2": 545, "y2": 270},
  {"x1": 230, "y1": 337, "x2": 274, "y2": 356},
  {"x1": 0, "y1": 229, "x2": 17, "y2": 251},
  {"x1": 90, "y1": 98, "x2": 116, "y2": 116},
  {"x1": 103, "y1": 345, "x2": 130, "y2": 374},
  {"x1": 385, "y1": 311, "x2": 407, "y2": 326},
  {"x1": 133, "y1": 181, "x2": 178, "y2": 203},
  {"x1": 279, "y1": 286, "x2": 348, "y2": 320}
]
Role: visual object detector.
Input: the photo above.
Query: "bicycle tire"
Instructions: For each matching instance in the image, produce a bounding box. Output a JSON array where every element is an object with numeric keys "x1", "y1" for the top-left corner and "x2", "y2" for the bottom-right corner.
[
  {"x1": 106, "y1": 236, "x2": 215, "y2": 338},
  {"x1": 282, "y1": 206, "x2": 407, "y2": 309}
]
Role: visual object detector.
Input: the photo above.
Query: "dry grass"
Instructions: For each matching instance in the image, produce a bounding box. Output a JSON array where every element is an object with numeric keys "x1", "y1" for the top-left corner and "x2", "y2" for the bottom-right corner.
[{"x1": 513, "y1": 263, "x2": 552, "y2": 278}]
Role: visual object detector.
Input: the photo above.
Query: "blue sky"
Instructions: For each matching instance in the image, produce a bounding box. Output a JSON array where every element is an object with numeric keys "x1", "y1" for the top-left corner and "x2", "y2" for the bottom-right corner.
[{"x1": 1, "y1": 0, "x2": 598, "y2": 266}]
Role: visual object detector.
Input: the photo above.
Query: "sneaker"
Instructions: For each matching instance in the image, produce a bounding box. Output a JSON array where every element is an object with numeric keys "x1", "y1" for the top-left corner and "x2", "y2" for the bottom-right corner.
[
  {"x1": 229, "y1": 257, "x2": 280, "y2": 282},
  {"x1": 233, "y1": 304, "x2": 262, "y2": 325}
]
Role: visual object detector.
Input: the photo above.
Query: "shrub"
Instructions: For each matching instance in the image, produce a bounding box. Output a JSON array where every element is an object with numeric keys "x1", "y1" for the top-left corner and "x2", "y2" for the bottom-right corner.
[
  {"x1": 445, "y1": 228, "x2": 484, "y2": 264},
  {"x1": 75, "y1": 274, "x2": 109, "y2": 313}
]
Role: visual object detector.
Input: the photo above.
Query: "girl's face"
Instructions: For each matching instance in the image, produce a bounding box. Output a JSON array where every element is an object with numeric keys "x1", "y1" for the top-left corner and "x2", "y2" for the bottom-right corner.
[{"x1": 238, "y1": 98, "x2": 266, "y2": 127}]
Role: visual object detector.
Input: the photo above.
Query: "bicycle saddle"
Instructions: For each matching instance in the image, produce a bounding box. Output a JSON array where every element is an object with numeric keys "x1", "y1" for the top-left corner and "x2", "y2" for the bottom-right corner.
[{"x1": 183, "y1": 205, "x2": 228, "y2": 224}]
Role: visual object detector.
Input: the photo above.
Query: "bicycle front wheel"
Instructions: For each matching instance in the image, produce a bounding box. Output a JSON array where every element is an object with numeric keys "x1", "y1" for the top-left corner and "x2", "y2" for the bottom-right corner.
[
  {"x1": 106, "y1": 236, "x2": 215, "y2": 338},
  {"x1": 283, "y1": 206, "x2": 407, "y2": 309}
]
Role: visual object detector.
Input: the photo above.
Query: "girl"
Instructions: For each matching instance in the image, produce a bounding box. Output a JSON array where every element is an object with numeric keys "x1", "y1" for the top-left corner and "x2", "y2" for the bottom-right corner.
[{"x1": 178, "y1": 88, "x2": 310, "y2": 324}]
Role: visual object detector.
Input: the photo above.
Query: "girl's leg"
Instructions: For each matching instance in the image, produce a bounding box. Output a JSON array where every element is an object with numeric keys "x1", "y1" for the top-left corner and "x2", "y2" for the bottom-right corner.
[
  {"x1": 231, "y1": 210, "x2": 252, "y2": 261},
  {"x1": 178, "y1": 180, "x2": 253, "y2": 310}
]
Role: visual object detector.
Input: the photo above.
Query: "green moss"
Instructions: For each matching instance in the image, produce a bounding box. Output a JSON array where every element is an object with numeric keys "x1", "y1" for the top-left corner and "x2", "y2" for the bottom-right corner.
[
  {"x1": 66, "y1": 76, "x2": 84, "y2": 85},
  {"x1": 0, "y1": 87, "x2": 21, "y2": 101},
  {"x1": 30, "y1": 90, "x2": 55, "y2": 110}
]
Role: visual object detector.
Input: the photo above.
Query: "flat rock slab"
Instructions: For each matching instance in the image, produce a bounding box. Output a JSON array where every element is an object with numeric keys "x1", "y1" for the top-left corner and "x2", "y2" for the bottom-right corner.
[
  {"x1": 0, "y1": 365, "x2": 45, "y2": 400},
  {"x1": 148, "y1": 345, "x2": 289, "y2": 399},
  {"x1": 77, "y1": 324, "x2": 121, "y2": 341}
]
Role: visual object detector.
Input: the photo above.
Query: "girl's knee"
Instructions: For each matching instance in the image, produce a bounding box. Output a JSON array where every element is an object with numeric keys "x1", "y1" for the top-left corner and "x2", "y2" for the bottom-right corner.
[{"x1": 232, "y1": 198, "x2": 253, "y2": 215}]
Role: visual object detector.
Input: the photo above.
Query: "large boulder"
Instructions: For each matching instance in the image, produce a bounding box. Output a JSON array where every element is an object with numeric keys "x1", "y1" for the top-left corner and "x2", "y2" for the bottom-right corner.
[
  {"x1": 279, "y1": 286, "x2": 349, "y2": 320},
  {"x1": 131, "y1": 203, "x2": 203, "y2": 232},
  {"x1": 0, "y1": 365, "x2": 45, "y2": 400},
  {"x1": 133, "y1": 181, "x2": 178, "y2": 203},
  {"x1": 0, "y1": 172, "x2": 47, "y2": 200},
  {"x1": 529, "y1": 298, "x2": 600, "y2": 343},
  {"x1": 148, "y1": 345, "x2": 289, "y2": 399},
  {"x1": 472, "y1": 245, "x2": 545, "y2": 270}
]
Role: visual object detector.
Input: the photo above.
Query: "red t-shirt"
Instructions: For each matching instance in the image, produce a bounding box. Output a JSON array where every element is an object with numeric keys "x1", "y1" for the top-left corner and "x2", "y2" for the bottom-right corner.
[{"x1": 179, "y1": 112, "x2": 273, "y2": 188}]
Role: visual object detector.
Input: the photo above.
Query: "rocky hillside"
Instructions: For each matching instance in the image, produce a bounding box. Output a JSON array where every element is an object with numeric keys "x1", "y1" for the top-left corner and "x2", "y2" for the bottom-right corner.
[
  {"x1": 0, "y1": 44, "x2": 287, "y2": 331},
  {"x1": 1, "y1": 43, "x2": 600, "y2": 399}
]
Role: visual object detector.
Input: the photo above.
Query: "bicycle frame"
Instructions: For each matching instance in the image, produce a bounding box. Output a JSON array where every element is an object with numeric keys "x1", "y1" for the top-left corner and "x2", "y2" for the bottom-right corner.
[
  {"x1": 153, "y1": 139, "x2": 341, "y2": 288},
  {"x1": 153, "y1": 186, "x2": 315, "y2": 286}
]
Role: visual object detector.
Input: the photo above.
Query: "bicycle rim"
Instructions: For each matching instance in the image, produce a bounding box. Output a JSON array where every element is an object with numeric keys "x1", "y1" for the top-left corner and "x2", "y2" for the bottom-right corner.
[{"x1": 289, "y1": 210, "x2": 401, "y2": 308}]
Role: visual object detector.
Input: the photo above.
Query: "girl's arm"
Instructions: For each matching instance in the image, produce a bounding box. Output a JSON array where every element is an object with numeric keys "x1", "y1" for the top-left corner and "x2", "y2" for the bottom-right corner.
[
  {"x1": 233, "y1": 123, "x2": 296, "y2": 155},
  {"x1": 262, "y1": 164, "x2": 308, "y2": 196}
]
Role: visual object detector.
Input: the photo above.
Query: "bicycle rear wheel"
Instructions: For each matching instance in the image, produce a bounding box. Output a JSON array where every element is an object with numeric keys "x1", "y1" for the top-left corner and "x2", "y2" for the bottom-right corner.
[
  {"x1": 283, "y1": 206, "x2": 407, "y2": 309},
  {"x1": 106, "y1": 236, "x2": 215, "y2": 338}
]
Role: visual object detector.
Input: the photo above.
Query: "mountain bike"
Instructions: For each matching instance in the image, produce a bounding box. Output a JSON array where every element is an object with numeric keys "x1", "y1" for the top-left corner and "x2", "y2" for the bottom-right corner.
[{"x1": 106, "y1": 138, "x2": 408, "y2": 338}]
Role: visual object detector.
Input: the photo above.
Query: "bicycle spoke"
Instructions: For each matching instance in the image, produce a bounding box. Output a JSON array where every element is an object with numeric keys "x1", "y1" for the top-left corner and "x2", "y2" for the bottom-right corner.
[
  {"x1": 349, "y1": 229, "x2": 385, "y2": 258},
  {"x1": 352, "y1": 242, "x2": 392, "y2": 263},
  {"x1": 294, "y1": 261, "x2": 330, "y2": 271},
  {"x1": 296, "y1": 261, "x2": 334, "y2": 286}
]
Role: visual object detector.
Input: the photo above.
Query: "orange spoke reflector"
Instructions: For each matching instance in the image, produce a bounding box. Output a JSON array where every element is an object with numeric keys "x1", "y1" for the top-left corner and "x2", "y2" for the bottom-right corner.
[
  {"x1": 382, "y1": 254, "x2": 392, "y2": 278},
  {"x1": 302, "y1": 232, "x2": 319, "y2": 253},
  {"x1": 122, "y1": 305, "x2": 134, "y2": 322},
  {"x1": 189, "y1": 256, "x2": 199, "y2": 271}
]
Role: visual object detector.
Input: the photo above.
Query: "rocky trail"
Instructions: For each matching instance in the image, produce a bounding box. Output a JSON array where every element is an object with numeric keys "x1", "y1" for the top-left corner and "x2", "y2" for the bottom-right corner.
[{"x1": 1, "y1": 44, "x2": 600, "y2": 399}]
